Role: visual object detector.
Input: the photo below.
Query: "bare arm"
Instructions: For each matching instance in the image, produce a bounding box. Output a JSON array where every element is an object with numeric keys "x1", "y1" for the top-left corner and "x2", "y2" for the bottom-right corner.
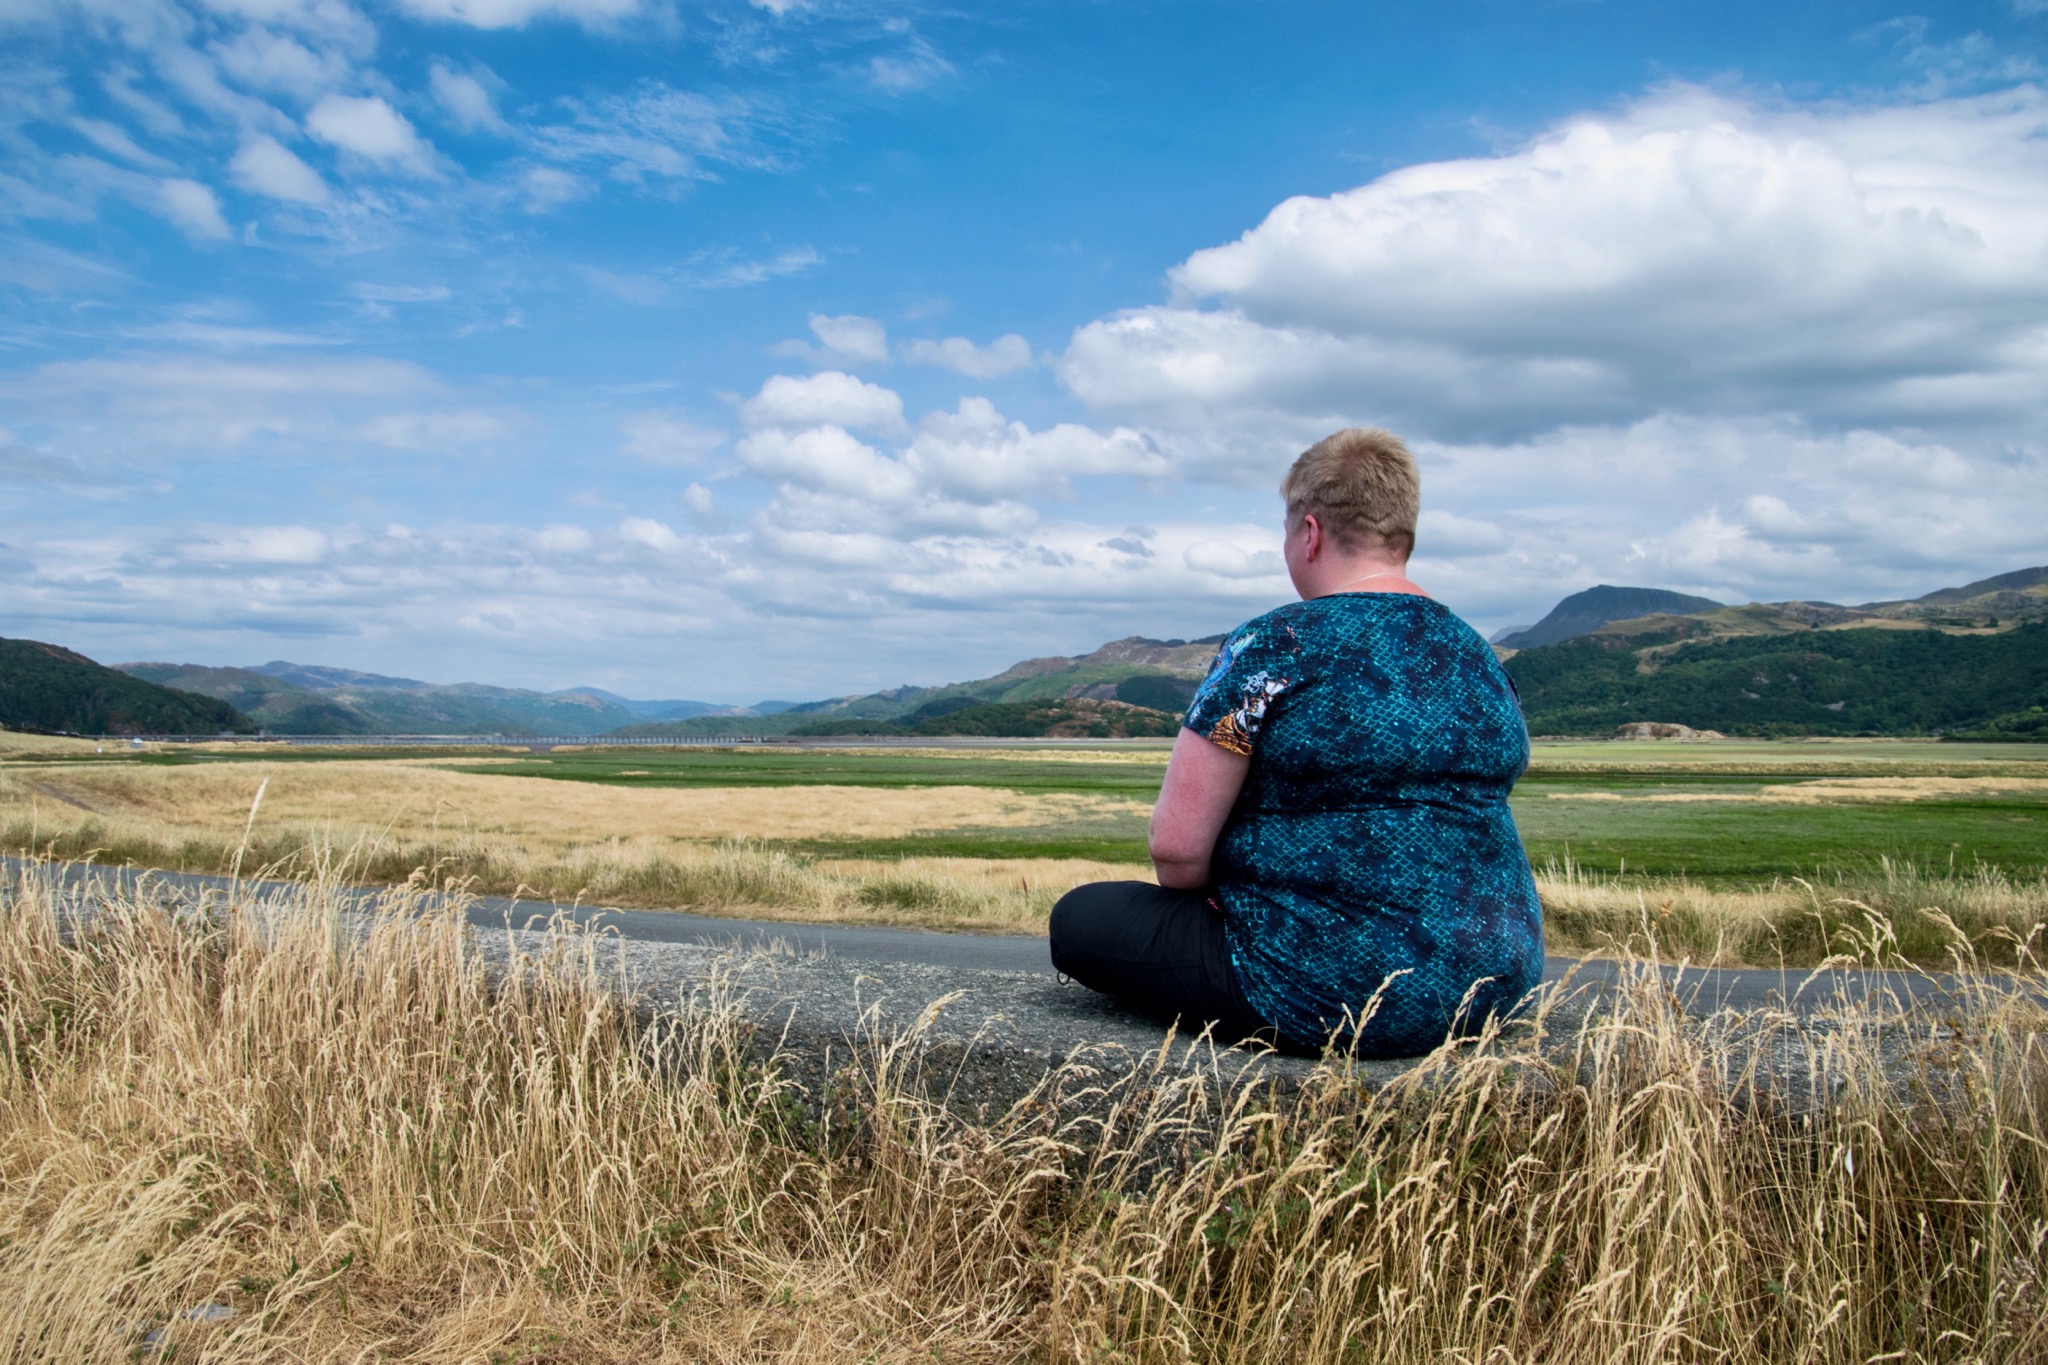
[{"x1": 1149, "y1": 726, "x2": 1252, "y2": 889}]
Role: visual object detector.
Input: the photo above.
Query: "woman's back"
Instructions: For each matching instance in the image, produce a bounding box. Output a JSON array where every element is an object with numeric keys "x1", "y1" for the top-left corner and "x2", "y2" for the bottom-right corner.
[{"x1": 1184, "y1": 591, "x2": 1542, "y2": 1054}]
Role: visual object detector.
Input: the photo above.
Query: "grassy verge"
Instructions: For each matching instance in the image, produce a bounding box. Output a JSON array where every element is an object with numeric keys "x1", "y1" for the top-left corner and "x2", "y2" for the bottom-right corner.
[
  {"x1": 2, "y1": 862, "x2": 2045, "y2": 1361},
  {"x1": 10, "y1": 815, "x2": 2048, "y2": 968},
  {"x1": 0, "y1": 822, "x2": 1103, "y2": 935},
  {"x1": 1536, "y1": 855, "x2": 2048, "y2": 969}
]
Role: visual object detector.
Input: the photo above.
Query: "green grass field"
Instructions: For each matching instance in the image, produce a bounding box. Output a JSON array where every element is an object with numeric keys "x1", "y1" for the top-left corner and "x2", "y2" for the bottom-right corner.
[
  {"x1": 1513, "y1": 787, "x2": 2045, "y2": 878},
  {"x1": 447, "y1": 747, "x2": 1172, "y2": 794},
  {"x1": 12, "y1": 737, "x2": 2045, "y2": 882},
  {"x1": 464, "y1": 741, "x2": 2048, "y2": 879},
  {"x1": 1515, "y1": 741, "x2": 2048, "y2": 877}
]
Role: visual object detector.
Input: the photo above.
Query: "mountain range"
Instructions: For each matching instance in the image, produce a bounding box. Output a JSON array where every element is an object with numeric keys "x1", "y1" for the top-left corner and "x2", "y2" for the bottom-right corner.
[
  {"x1": 1490, "y1": 565, "x2": 2048, "y2": 661},
  {"x1": 1499, "y1": 565, "x2": 2048, "y2": 739},
  {"x1": 610, "y1": 634, "x2": 1229, "y2": 739},
  {"x1": 112, "y1": 660, "x2": 779, "y2": 737},
  {"x1": 4, "y1": 562, "x2": 2043, "y2": 740}
]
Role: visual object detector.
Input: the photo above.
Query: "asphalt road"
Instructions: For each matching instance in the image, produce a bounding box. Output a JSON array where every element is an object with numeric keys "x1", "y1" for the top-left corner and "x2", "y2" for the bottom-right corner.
[{"x1": 5, "y1": 856, "x2": 1973, "y2": 1018}]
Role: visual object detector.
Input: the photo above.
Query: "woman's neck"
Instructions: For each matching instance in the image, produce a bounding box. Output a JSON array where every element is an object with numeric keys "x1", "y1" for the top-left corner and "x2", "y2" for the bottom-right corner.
[{"x1": 1301, "y1": 561, "x2": 1423, "y2": 600}]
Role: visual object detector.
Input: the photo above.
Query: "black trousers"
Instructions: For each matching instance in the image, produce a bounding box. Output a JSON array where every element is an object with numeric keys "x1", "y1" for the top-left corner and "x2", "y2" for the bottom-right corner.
[{"x1": 1048, "y1": 880, "x2": 1278, "y2": 1048}]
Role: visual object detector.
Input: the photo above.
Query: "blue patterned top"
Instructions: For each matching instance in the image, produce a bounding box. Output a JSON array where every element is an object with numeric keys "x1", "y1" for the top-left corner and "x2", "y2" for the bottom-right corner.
[{"x1": 1182, "y1": 592, "x2": 1543, "y2": 1055}]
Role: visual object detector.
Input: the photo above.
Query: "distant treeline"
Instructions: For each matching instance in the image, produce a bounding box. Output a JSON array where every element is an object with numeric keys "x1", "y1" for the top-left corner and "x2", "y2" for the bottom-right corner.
[{"x1": 1506, "y1": 622, "x2": 2048, "y2": 739}]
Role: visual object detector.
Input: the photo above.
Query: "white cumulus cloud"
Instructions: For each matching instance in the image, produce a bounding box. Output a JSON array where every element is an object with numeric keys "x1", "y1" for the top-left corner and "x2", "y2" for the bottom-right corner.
[
  {"x1": 429, "y1": 63, "x2": 507, "y2": 132},
  {"x1": 157, "y1": 178, "x2": 232, "y2": 240},
  {"x1": 1064, "y1": 84, "x2": 2048, "y2": 441},
  {"x1": 533, "y1": 523, "x2": 593, "y2": 553},
  {"x1": 230, "y1": 136, "x2": 330, "y2": 204},
  {"x1": 1183, "y1": 540, "x2": 1284, "y2": 580},
  {"x1": 210, "y1": 29, "x2": 352, "y2": 95},
  {"x1": 905, "y1": 398, "x2": 1165, "y2": 501},
  {"x1": 737, "y1": 425, "x2": 919, "y2": 503},
  {"x1": 305, "y1": 95, "x2": 441, "y2": 177},
  {"x1": 740, "y1": 371, "x2": 906, "y2": 434},
  {"x1": 679, "y1": 482, "x2": 723, "y2": 528},
  {"x1": 617, "y1": 515, "x2": 682, "y2": 551}
]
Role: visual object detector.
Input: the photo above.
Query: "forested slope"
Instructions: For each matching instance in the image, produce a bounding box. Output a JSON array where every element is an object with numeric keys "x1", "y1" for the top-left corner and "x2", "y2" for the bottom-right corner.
[
  {"x1": 1506, "y1": 623, "x2": 2048, "y2": 737},
  {"x1": 1, "y1": 638, "x2": 253, "y2": 736}
]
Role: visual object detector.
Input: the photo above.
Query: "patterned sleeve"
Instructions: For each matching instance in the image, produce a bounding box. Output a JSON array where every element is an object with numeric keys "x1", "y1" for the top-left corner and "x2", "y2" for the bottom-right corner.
[{"x1": 1182, "y1": 618, "x2": 1297, "y2": 757}]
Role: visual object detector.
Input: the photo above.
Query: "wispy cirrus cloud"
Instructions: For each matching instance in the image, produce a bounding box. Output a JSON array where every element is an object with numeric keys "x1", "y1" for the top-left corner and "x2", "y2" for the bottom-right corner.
[
  {"x1": 866, "y1": 38, "x2": 952, "y2": 95},
  {"x1": 527, "y1": 83, "x2": 796, "y2": 186},
  {"x1": 582, "y1": 244, "x2": 821, "y2": 302}
]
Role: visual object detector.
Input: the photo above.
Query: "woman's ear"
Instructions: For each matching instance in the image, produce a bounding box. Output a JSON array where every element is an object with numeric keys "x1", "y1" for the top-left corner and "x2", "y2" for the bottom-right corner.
[{"x1": 1300, "y1": 513, "x2": 1323, "y2": 561}]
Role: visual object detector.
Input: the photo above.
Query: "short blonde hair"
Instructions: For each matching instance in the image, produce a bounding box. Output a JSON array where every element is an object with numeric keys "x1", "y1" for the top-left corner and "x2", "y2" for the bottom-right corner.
[{"x1": 1279, "y1": 427, "x2": 1420, "y2": 558}]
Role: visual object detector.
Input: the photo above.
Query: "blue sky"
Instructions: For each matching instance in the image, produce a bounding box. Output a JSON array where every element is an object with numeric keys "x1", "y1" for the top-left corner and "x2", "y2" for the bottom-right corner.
[{"x1": 4, "y1": 0, "x2": 2047, "y2": 702}]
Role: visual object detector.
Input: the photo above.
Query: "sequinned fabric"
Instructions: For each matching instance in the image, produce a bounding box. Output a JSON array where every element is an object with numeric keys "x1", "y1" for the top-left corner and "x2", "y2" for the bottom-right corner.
[{"x1": 1182, "y1": 593, "x2": 1543, "y2": 1056}]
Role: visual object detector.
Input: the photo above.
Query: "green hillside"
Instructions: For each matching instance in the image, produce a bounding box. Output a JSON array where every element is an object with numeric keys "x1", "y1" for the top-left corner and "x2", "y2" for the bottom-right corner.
[
  {"x1": 789, "y1": 697, "x2": 1181, "y2": 739},
  {"x1": 1506, "y1": 622, "x2": 2048, "y2": 738},
  {"x1": 118, "y1": 663, "x2": 372, "y2": 734},
  {"x1": 0, "y1": 638, "x2": 254, "y2": 736},
  {"x1": 119, "y1": 661, "x2": 648, "y2": 736}
]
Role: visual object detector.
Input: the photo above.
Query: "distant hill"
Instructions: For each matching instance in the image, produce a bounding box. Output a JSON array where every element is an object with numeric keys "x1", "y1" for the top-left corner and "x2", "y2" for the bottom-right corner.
[
  {"x1": 249, "y1": 661, "x2": 430, "y2": 692},
  {"x1": 1884, "y1": 565, "x2": 2048, "y2": 610},
  {"x1": 1493, "y1": 586, "x2": 1725, "y2": 651},
  {"x1": 117, "y1": 660, "x2": 742, "y2": 736},
  {"x1": 1538, "y1": 563, "x2": 2048, "y2": 662},
  {"x1": 557, "y1": 687, "x2": 738, "y2": 724},
  {"x1": 1502, "y1": 562, "x2": 2048, "y2": 737},
  {"x1": 612, "y1": 634, "x2": 1230, "y2": 739},
  {"x1": 1, "y1": 638, "x2": 253, "y2": 736}
]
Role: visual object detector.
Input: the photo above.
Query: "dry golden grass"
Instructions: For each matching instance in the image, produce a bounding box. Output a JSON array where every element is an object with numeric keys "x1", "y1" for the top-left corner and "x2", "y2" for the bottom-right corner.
[
  {"x1": 1537, "y1": 855, "x2": 2048, "y2": 969},
  {"x1": 3, "y1": 860, "x2": 2046, "y2": 1362},
  {"x1": 0, "y1": 762, "x2": 1144, "y2": 933},
  {"x1": 1, "y1": 758, "x2": 1139, "y2": 841},
  {"x1": 9, "y1": 758, "x2": 2048, "y2": 961},
  {"x1": 0, "y1": 729, "x2": 110, "y2": 756},
  {"x1": 1760, "y1": 775, "x2": 2048, "y2": 802}
]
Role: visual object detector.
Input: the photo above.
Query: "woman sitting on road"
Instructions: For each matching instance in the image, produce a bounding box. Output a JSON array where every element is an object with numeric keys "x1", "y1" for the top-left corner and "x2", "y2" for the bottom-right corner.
[{"x1": 1049, "y1": 427, "x2": 1544, "y2": 1057}]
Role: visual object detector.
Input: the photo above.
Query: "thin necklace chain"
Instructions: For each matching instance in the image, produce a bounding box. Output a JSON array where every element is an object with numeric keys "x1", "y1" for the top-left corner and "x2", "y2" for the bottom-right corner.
[{"x1": 1330, "y1": 569, "x2": 1405, "y2": 593}]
